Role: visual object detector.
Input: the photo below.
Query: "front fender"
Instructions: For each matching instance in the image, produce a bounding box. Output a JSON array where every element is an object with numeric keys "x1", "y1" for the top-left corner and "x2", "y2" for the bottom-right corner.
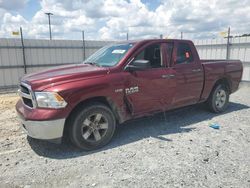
[{"x1": 45, "y1": 75, "x2": 129, "y2": 122}]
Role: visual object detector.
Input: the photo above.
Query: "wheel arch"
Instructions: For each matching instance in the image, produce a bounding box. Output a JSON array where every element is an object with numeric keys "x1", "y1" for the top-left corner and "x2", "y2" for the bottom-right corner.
[
  {"x1": 208, "y1": 77, "x2": 232, "y2": 100},
  {"x1": 206, "y1": 77, "x2": 231, "y2": 113},
  {"x1": 63, "y1": 96, "x2": 124, "y2": 139},
  {"x1": 213, "y1": 77, "x2": 232, "y2": 93}
]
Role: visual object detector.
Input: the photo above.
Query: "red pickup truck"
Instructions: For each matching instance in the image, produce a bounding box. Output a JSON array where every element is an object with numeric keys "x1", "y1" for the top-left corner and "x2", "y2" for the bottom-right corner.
[{"x1": 16, "y1": 39, "x2": 243, "y2": 150}]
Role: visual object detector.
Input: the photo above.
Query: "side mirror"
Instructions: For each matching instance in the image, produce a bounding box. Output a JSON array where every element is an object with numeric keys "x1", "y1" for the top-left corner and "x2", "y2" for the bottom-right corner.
[{"x1": 125, "y1": 60, "x2": 151, "y2": 71}]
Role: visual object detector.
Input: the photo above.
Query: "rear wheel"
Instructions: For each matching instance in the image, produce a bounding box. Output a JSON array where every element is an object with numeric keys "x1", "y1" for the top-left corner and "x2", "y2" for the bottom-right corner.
[
  {"x1": 69, "y1": 103, "x2": 116, "y2": 150},
  {"x1": 207, "y1": 84, "x2": 229, "y2": 113}
]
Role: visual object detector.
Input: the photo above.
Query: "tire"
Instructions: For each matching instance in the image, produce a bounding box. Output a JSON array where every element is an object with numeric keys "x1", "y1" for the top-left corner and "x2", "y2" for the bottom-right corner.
[
  {"x1": 207, "y1": 84, "x2": 229, "y2": 113},
  {"x1": 69, "y1": 102, "x2": 116, "y2": 150}
]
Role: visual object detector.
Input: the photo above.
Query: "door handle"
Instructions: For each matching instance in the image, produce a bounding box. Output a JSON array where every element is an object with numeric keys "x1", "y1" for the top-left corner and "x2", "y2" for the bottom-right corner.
[
  {"x1": 161, "y1": 74, "x2": 175, "y2": 79},
  {"x1": 192, "y1": 69, "x2": 201, "y2": 72}
]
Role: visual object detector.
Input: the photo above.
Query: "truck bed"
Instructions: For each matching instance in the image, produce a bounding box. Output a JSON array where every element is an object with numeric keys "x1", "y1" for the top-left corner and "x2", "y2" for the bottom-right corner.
[{"x1": 200, "y1": 59, "x2": 243, "y2": 101}]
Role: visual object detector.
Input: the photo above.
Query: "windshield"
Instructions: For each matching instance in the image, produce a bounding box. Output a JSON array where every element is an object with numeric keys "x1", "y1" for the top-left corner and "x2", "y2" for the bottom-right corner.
[{"x1": 83, "y1": 43, "x2": 133, "y2": 67}]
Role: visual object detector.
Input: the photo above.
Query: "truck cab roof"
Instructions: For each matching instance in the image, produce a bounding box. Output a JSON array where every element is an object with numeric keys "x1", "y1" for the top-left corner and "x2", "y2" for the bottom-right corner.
[{"x1": 115, "y1": 39, "x2": 193, "y2": 45}]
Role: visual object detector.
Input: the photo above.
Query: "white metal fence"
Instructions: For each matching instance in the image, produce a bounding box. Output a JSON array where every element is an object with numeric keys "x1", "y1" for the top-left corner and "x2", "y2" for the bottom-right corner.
[
  {"x1": 0, "y1": 38, "x2": 113, "y2": 89},
  {"x1": 0, "y1": 37, "x2": 249, "y2": 89}
]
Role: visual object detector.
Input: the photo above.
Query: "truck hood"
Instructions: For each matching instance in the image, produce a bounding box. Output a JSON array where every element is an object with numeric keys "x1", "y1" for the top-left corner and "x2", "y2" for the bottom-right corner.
[{"x1": 21, "y1": 64, "x2": 109, "y2": 91}]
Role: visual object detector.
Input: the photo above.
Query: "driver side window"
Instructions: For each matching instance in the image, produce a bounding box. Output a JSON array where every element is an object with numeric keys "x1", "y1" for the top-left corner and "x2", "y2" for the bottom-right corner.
[{"x1": 134, "y1": 44, "x2": 162, "y2": 68}]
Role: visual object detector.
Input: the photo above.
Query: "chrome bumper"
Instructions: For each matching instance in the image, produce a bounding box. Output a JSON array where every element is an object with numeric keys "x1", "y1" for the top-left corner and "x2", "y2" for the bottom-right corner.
[{"x1": 18, "y1": 115, "x2": 65, "y2": 140}]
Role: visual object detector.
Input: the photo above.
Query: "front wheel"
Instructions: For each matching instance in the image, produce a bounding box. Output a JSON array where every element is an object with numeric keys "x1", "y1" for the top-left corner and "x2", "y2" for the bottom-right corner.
[
  {"x1": 207, "y1": 84, "x2": 229, "y2": 113},
  {"x1": 69, "y1": 103, "x2": 116, "y2": 150}
]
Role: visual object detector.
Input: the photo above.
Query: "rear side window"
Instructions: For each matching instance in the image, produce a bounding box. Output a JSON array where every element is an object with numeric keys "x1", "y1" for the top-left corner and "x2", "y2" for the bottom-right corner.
[{"x1": 176, "y1": 43, "x2": 194, "y2": 64}]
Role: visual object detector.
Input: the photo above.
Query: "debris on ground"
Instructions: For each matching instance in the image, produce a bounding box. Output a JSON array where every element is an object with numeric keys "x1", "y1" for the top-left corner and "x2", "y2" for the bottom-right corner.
[{"x1": 209, "y1": 123, "x2": 220, "y2": 129}]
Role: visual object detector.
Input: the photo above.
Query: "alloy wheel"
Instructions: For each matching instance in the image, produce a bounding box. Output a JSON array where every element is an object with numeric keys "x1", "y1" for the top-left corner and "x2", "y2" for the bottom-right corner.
[
  {"x1": 215, "y1": 89, "x2": 227, "y2": 108},
  {"x1": 81, "y1": 113, "x2": 109, "y2": 142}
]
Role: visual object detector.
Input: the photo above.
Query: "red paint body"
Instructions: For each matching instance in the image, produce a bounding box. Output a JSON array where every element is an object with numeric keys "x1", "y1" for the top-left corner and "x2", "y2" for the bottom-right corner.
[{"x1": 16, "y1": 39, "x2": 243, "y2": 124}]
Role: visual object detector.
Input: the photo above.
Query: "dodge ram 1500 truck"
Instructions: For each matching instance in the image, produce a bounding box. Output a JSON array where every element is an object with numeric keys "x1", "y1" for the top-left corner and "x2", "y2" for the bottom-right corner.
[{"x1": 16, "y1": 39, "x2": 243, "y2": 150}]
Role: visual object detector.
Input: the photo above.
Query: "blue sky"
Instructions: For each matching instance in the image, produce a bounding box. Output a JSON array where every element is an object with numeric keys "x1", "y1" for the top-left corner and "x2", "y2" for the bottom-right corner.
[
  {"x1": 141, "y1": 0, "x2": 161, "y2": 10},
  {"x1": 19, "y1": 0, "x2": 41, "y2": 20},
  {"x1": 0, "y1": 0, "x2": 249, "y2": 40}
]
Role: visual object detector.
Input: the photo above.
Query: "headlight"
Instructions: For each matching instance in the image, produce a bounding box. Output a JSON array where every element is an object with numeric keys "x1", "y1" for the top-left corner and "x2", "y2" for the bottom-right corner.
[{"x1": 35, "y1": 92, "x2": 67, "y2": 109}]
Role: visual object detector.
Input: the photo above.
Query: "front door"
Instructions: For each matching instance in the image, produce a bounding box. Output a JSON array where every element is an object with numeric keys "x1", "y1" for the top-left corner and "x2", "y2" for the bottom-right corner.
[{"x1": 124, "y1": 42, "x2": 176, "y2": 115}]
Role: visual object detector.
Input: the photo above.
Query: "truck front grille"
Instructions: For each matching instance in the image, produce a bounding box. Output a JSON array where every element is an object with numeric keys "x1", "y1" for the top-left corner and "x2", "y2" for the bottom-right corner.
[
  {"x1": 20, "y1": 85, "x2": 30, "y2": 94},
  {"x1": 23, "y1": 97, "x2": 33, "y2": 108},
  {"x1": 18, "y1": 83, "x2": 36, "y2": 108}
]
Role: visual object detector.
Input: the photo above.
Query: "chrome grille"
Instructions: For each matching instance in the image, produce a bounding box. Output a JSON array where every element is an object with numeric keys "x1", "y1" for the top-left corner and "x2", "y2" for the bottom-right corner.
[
  {"x1": 20, "y1": 85, "x2": 29, "y2": 94},
  {"x1": 18, "y1": 83, "x2": 36, "y2": 108}
]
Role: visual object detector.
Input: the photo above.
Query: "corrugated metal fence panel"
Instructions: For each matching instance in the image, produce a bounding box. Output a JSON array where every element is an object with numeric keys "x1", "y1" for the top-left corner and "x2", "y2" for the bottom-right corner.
[
  {"x1": 0, "y1": 38, "x2": 113, "y2": 89},
  {"x1": 195, "y1": 38, "x2": 228, "y2": 60},
  {"x1": 229, "y1": 37, "x2": 250, "y2": 61},
  {"x1": 1, "y1": 37, "x2": 249, "y2": 89},
  {"x1": 242, "y1": 67, "x2": 250, "y2": 81},
  {"x1": 195, "y1": 37, "x2": 250, "y2": 61},
  {"x1": 0, "y1": 38, "x2": 25, "y2": 88}
]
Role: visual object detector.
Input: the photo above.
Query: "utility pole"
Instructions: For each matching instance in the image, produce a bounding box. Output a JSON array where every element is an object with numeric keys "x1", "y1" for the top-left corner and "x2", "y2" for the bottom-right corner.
[
  {"x1": 226, "y1": 27, "x2": 231, "y2": 60},
  {"x1": 181, "y1": 31, "x2": 183, "y2": 39},
  {"x1": 45, "y1": 12, "x2": 53, "y2": 40},
  {"x1": 126, "y1": 32, "x2": 129, "y2": 40},
  {"x1": 160, "y1": 34, "x2": 163, "y2": 39}
]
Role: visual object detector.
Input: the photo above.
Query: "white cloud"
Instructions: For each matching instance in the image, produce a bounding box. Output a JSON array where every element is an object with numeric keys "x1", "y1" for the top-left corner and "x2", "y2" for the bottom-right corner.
[
  {"x1": 0, "y1": 10, "x2": 28, "y2": 37},
  {"x1": 3, "y1": 13, "x2": 27, "y2": 23},
  {"x1": 0, "y1": 0, "x2": 250, "y2": 40},
  {"x1": 97, "y1": 0, "x2": 250, "y2": 40}
]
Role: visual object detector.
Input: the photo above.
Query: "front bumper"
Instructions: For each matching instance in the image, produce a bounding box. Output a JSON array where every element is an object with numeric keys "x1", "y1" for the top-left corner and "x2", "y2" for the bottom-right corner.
[{"x1": 18, "y1": 113, "x2": 65, "y2": 140}]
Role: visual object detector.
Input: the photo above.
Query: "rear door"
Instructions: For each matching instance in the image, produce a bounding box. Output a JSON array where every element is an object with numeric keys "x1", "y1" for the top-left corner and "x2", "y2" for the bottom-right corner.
[
  {"x1": 172, "y1": 41, "x2": 204, "y2": 107},
  {"x1": 124, "y1": 42, "x2": 176, "y2": 115}
]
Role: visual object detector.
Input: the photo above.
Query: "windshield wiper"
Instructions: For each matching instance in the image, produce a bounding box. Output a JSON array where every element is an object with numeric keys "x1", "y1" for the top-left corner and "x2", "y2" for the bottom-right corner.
[{"x1": 84, "y1": 62, "x2": 101, "y2": 67}]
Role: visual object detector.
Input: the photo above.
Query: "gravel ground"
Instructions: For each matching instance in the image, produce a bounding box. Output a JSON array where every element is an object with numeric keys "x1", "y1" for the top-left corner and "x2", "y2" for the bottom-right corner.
[{"x1": 0, "y1": 84, "x2": 250, "y2": 188}]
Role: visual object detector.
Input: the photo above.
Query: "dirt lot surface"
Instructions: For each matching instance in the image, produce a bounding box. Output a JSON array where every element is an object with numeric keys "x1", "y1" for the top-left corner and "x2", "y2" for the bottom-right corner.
[{"x1": 0, "y1": 85, "x2": 250, "y2": 188}]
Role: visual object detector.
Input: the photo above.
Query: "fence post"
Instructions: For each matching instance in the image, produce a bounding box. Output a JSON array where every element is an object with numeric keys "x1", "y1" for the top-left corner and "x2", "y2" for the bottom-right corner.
[
  {"x1": 20, "y1": 27, "x2": 27, "y2": 74},
  {"x1": 226, "y1": 27, "x2": 231, "y2": 60},
  {"x1": 82, "y1": 30, "x2": 86, "y2": 61}
]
